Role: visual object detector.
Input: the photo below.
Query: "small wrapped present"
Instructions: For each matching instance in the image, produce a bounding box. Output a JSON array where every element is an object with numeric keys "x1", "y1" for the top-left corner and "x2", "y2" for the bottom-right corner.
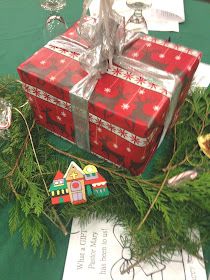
[{"x1": 17, "y1": 6, "x2": 201, "y2": 175}]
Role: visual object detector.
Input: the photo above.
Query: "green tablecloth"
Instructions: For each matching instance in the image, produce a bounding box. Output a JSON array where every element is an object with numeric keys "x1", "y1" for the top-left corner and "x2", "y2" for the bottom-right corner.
[{"x1": 0, "y1": 0, "x2": 210, "y2": 279}]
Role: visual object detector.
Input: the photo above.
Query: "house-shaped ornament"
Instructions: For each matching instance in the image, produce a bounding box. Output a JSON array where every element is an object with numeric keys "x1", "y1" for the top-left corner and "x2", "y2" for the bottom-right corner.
[
  {"x1": 49, "y1": 170, "x2": 70, "y2": 205},
  {"x1": 83, "y1": 165, "x2": 109, "y2": 198},
  {"x1": 64, "y1": 162, "x2": 87, "y2": 205}
]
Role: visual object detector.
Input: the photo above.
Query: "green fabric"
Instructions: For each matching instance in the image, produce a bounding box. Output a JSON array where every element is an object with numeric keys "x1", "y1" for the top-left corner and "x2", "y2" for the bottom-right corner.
[{"x1": 0, "y1": 0, "x2": 210, "y2": 279}]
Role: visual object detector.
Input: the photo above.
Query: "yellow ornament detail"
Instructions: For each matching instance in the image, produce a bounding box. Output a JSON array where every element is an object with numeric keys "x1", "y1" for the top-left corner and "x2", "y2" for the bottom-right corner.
[
  {"x1": 83, "y1": 165, "x2": 98, "y2": 174},
  {"x1": 197, "y1": 133, "x2": 210, "y2": 159}
]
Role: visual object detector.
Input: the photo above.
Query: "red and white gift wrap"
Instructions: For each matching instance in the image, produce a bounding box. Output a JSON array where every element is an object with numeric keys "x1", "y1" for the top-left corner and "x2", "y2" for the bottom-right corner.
[{"x1": 17, "y1": 22, "x2": 201, "y2": 176}]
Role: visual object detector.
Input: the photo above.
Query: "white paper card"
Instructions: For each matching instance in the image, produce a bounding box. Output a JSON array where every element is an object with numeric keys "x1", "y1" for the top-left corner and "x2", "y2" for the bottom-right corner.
[
  {"x1": 89, "y1": 0, "x2": 185, "y2": 32},
  {"x1": 62, "y1": 219, "x2": 207, "y2": 280},
  {"x1": 192, "y1": 62, "x2": 210, "y2": 88}
]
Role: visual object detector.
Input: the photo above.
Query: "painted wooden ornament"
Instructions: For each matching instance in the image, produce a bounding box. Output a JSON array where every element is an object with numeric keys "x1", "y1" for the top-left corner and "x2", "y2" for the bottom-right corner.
[
  {"x1": 83, "y1": 165, "x2": 109, "y2": 198},
  {"x1": 197, "y1": 134, "x2": 210, "y2": 159},
  {"x1": 49, "y1": 162, "x2": 109, "y2": 205},
  {"x1": 64, "y1": 162, "x2": 87, "y2": 205},
  {"x1": 49, "y1": 170, "x2": 70, "y2": 205}
]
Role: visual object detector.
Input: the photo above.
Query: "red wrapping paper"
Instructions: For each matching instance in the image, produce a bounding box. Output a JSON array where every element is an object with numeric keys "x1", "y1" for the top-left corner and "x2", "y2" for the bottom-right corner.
[{"x1": 17, "y1": 21, "x2": 201, "y2": 175}]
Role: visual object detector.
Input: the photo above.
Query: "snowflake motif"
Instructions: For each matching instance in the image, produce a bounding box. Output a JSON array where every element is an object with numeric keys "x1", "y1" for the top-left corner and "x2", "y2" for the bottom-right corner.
[
  {"x1": 69, "y1": 31, "x2": 75, "y2": 36},
  {"x1": 70, "y1": 52, "x2": 79, "y2": 58},
  {"x1": 112, "y1": 67, "x2": 122, "y2": 76},
  {"x1": 126, "y1": 147, "x2": 131, "y2": 152},
  {"x1": 39, "y1": 114, "x2": 43, "y2": 119},
  {"x1": 146, "y1": 43, "x2": 152, "y2": 47},
  {"x1": 89, "y1": 114, "x2": 95, "y2": 123},
  {"x1": 97, "y1": 127, "x2": 102, "y2": 132},
  {"x1": 159, "y1": 53, "x2": 165, "y2": 59},
  {"x1": 60, "y1": 59, "x2": 66, "y2": 64},
  {"x1": 33, "y1": 88, "x2": 41, "y2": 96},
  {"x1": 107, "y1": 123, "x2": 115, "y2": 132},
  {"x1": 61, "y1": 111, "x2": 67, "y2": 117},
  {"x1": 43, "y1": 93, "x2": 51, "y2": 101},
  {"x1": 104, "y1": 88, "x2": 111, "y2": 93},
  {"x1": 150, "y1": 83, "x2": 157, "y2": 89},
  {"x1": 113, "y1": 143, "x2": 118, "y2": 149},
  {"x1": 124, "y1": 72, "x2": 133, "y2": 80},
  {"x1": 153, "y1": 105, "x2": 160, "y2": 111},
  {"x1": 130, "y1": 134, "x2": 139, "y2": 145},
  {"x1": 40, "y1": 60, "x2": 46, "y2": 65},
  {"x1": 56, "y1": 116, "x2": 62, "y2": 121},
  {"x1": 121, "y1": 103, "x2": 130, "y2": 110},
  {"x1": 135, "y1": 76, "x2": 145, "y2": 84},
  {"x1": 138, "y1": 89, "x2": 145, "y2": 95},
  {"x1": 141, "y1": 155, "x2": 146, "y2": 160},
  {"x1": 96, "y1": 118, "x2": 102, "y2": 126},
  {"x1": 49, "y1": 76, "x2": 56, "y2": 82},
  {"x1": 132, "y1": 52, "x2": 139, "y2": 58},
  {"x1": 119, "y1": 128, "x2": 127, "y2": 138},
  {"x1": 175, "y1": 55, "x2": 181, "y2": 60}
]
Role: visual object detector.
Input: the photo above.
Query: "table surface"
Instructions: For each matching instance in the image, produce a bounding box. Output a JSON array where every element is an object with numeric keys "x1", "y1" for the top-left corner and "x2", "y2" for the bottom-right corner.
[{"x1": 0, "y1": 0, "x2": 210, "y2": 279}]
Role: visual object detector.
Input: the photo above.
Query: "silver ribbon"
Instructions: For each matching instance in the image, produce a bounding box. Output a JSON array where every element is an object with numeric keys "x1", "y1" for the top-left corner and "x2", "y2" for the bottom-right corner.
[{"x1": 47, "y1": 0, "x2": 181, "y2": 151}]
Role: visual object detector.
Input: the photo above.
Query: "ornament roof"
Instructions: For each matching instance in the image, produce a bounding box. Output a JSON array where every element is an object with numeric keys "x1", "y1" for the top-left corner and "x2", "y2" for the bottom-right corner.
[
  {"x1": 64, "y1": 161, "x2": 85, "y2": 181},
  {"x1": 54, "y1": 170, "x2": 64, "y2": 180}
]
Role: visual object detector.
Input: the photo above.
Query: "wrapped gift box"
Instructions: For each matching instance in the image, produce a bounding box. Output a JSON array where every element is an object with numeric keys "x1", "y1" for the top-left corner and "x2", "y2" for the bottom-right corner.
[{"x1": 17, "y1": 21, "x2": 201, "y2": 176}]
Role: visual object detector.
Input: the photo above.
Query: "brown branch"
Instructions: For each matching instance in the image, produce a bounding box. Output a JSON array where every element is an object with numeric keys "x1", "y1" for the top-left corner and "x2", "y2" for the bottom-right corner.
[
  {"x1": 136, "y1": 165, "x2": 171, "y2": 231},
  {"x1": 6, "y1": 178, "x2": 20, "y2": 199},
  {"x1": 47, "y1": 144, "x2": 160, "y2": 189}
]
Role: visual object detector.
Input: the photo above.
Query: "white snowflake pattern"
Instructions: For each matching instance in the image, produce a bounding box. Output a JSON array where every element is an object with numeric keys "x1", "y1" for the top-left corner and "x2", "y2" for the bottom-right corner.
[
  {"x1": 60, "y1": 59, "x2": 66, "y2": 64},
  {"x1": 138, "y1": 89, "x2": 145, "y2": 95},
  {"x1": 94, "y1": 140, "x2": 99, "y2": 145},
  {"x1": 61, "y1": 111, "x2": 66, "y2": 117},
  {"x1": 113, "y1": 143, "x2": 118, "y2": 149},
  {"x1": 97, "y1": 127, "x2": 102, "y2": 132},
  {"x1": 121, "y1": 103, "x2": 130, "y2": 110},
  {"x1": 159, "y1": 53, "x2": 165, "y2": 59},
  {"x1": 126, "y1": 147, "x2": 131, "y2": 152},
  {"x1": 175, "y1": 55, "x2": 181, "y2": 60},
  {"x1": 153, "y1": 105, "x2": 160, "y2": 111},
  {"x1": 104, "y1": 88, "x2": 111, "y2": 93},
  {"x1": 40, "y1": 60, "x2": 46, "y2": 65},
  {"x1": 146, "y1": 43, "x2": 152, "y2": 47},
  {"x1": 132, "y1": 52, "x2": 139, "y2": 58},
  {"x1": 39, "y1": 114, "x2": 43, "y2": 120},
  {"x1": 56, "y1": 116, "x2": 62, "y2": 121},
  {"x1": 69, "y1": 31, "x2": 75, "y2": 36},
  {"x1": 49, "y1": 76, "x2": 56, "y2": 81}
]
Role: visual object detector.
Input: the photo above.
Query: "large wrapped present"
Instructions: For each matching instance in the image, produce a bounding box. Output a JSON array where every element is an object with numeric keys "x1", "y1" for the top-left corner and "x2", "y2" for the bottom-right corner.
[{"x1": 17, "y1": 19, "x2": 201, "y2": 176}]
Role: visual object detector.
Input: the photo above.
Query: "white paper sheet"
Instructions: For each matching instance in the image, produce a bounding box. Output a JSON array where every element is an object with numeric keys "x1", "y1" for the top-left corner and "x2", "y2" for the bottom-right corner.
[
  {"x1": 192, "y1": 62, "x2": 210, "y2": 88},
  {"x1": 62, "y1": 219, "x2": 207, "y2": 280},
  {"x1": 89, "y1": 0, "x2": 185, "y2": 32}
]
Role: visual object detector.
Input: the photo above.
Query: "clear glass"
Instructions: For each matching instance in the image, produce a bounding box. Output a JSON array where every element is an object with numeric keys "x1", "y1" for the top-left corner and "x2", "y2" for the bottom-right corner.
[
  {"x1": 126, "y1": 0, "x2": 152, "y2": 34},
  {"x1": 40, "y1": 0, "x2": 68, "y2": 42}
]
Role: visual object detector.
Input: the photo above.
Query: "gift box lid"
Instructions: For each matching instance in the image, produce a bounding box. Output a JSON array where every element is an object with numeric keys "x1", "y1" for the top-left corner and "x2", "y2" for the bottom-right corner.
[{"x1": 17, "y1": 20, "x2": 202, "y2": 141}]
